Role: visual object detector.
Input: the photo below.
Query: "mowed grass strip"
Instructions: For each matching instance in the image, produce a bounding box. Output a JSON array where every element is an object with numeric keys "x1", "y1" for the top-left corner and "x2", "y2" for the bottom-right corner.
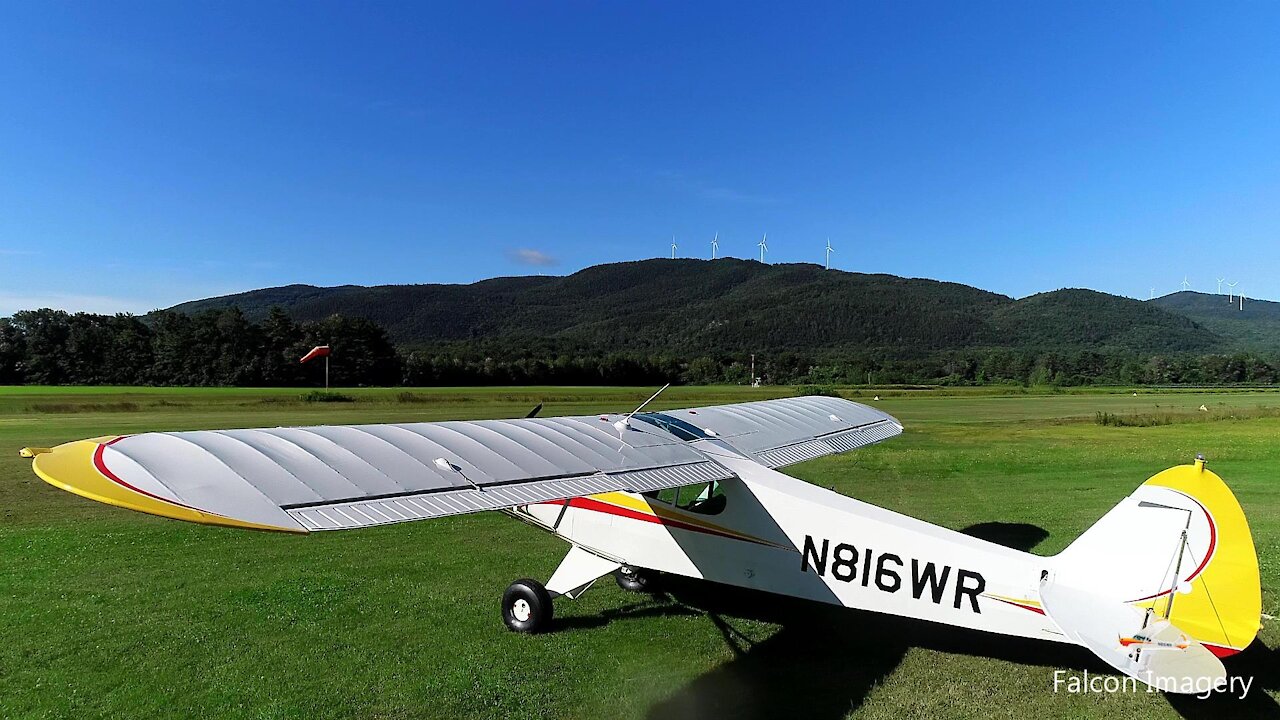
[{"x1": 0, "y1": 386, "x2": 1276, "y2": 719}]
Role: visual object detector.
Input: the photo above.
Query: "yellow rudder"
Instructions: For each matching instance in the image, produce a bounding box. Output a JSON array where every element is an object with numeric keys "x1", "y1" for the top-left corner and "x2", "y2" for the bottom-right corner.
[{"x1": 1136, "y1": 459, "x2": 1261, "y2": 657}]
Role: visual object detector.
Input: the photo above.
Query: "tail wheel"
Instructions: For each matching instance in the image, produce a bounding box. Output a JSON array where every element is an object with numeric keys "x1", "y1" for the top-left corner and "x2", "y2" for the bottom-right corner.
[
  {"x1": 614, "y1": 566, "x2": 658, "y2": 593},
  {"x1": 502, "y1": 578, "x2": 553, "y2": 633}
]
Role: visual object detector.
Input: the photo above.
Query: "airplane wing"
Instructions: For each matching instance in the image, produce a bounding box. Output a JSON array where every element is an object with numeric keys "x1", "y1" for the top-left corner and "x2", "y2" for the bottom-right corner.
[
  {"x1": 27, "y1": 416, "x2": 734, "y2": 533},
  {"x1": 24, "y1": 395, "x2": 900, "y2": 533},
  {"x1": 642, "y1": 395, "x2": 902, "y2": 468}
]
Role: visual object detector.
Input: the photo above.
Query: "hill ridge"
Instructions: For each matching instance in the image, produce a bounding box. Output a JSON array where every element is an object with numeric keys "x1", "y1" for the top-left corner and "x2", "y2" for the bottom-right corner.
[{"x1": 169, "y1": 258, "x2": 1228, "y2": 356}]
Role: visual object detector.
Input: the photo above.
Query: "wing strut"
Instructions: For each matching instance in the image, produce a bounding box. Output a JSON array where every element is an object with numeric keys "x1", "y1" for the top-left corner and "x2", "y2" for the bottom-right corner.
[{"x1": 545, "y1": 546, "x2": 621, "y2": 599}]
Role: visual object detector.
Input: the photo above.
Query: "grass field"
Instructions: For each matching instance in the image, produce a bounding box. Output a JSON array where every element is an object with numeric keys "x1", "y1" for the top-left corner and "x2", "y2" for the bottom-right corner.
[{"x1": 1, "y1": 385, "x2": 1277, "y2": 719}]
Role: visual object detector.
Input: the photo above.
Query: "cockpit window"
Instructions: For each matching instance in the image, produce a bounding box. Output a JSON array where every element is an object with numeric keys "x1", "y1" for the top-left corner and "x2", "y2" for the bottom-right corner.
[
  {"x1": 644, "y1": 480, "x2": 726, "y2": 515},
  {"x1": 632, "y1": 412, "x2": 709, "y2": 441}
]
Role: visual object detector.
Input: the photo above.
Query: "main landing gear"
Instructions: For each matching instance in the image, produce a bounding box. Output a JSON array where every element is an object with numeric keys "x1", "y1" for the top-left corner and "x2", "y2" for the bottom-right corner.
[
  {"x1": 502, "y1": 547, "x2": 642, "y2": 633},
  {"x1": 502, "y1": 578, "x2": 554, "y2": 633}
]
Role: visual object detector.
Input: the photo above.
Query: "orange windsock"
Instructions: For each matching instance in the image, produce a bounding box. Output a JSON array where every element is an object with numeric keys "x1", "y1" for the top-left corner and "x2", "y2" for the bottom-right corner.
[{"x1": 299, "y1": 345, "x2": 331, "y2": 364}]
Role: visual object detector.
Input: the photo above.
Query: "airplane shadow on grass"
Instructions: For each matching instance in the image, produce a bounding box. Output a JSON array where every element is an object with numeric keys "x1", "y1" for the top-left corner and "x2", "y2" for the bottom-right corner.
[{"x1": 568, "y1": 521, "x2": 1277, "y2": 720}]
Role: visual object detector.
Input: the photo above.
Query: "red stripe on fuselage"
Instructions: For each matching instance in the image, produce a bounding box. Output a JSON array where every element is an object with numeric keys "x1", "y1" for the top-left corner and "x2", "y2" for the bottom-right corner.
[
  {"x1": 986, "y1": 596, "x2": 1047, "y2": 615},
  {"x1": 548, "y1": 496, "x2": 775, "y2": 547}
]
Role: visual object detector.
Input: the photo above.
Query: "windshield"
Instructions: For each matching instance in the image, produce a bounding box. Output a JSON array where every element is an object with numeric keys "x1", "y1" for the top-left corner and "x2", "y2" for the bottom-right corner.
[{"x1": 632, "y1": 412, "x2": 710, "y2": 441}]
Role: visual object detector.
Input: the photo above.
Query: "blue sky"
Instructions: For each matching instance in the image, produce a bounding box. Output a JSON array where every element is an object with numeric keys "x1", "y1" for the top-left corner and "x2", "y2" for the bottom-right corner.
[{"x1": 4, "y1": 1, "x2": 1280, "y2": 315}]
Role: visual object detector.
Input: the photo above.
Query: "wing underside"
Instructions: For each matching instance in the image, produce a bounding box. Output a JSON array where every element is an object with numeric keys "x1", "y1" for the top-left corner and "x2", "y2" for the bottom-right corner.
[{"x1": 286, "y1": 460, "x2": 730, "y2": 531}]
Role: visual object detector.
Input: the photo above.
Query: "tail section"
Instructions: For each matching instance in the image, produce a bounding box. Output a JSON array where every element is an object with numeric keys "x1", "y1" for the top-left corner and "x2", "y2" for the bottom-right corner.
[{"x1": 1043, "y1": 457, "x2": 1260, "y2": 691}]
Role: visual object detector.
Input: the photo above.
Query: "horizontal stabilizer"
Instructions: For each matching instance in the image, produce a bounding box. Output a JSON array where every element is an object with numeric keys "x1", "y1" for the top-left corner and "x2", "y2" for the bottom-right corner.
[{"x1": 1041, "y1": 581, "x2": 1226, "y2": 692}]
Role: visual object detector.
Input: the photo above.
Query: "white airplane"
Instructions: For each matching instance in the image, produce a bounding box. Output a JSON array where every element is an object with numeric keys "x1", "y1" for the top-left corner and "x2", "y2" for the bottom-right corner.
[{"x1": 22, "y1": 395, "x2": 1260, "y2": 693}]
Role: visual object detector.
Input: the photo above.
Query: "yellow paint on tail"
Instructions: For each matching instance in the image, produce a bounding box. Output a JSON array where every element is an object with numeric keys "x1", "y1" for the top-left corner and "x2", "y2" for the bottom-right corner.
[{"x1": 1136, "y1": 460, "x2": 1260, "y2": 654}]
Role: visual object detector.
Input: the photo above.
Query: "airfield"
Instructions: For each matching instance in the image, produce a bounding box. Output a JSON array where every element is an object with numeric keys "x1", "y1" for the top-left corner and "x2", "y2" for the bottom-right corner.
[{"x1": 1, "y1": 385, "x2": 1277, "y2": 718}]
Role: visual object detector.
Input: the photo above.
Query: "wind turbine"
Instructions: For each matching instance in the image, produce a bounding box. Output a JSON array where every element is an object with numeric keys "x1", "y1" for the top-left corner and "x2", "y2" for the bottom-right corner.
[
  {"x1": 1149, "y1": 287, "x2": 1156, "y2": 300},
  {"x1": 670, "y1": 235, "x2": 677, "y2": 259},
  {"x1": 1217, "y1": 277, "x2": 1225, "y2": 294},
  {"x1": 1228, "y1": 280, "x2": 1238, "y2": 302},
  {"x1": 825, "y1": 238, "x2": 834, "y2": 270},
  {"x1": 758, "y1": 234, "x2": 768, "y2": 263},
  {"x1": 1181, "y1": 276, "x2": 1191, "y2": 292},
  {"x1": 711, "y1": 232, "x2": 719, "y2": 259}
]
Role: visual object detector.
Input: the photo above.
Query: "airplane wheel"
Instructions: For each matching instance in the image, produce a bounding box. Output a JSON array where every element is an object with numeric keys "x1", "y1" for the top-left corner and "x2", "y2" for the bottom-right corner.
[
  {"x1": 502, "y1": 578, "x2": 553, "y2": 633},
  {"x1": 615, "y1": 566, "x2": 657, "y2": 593}
]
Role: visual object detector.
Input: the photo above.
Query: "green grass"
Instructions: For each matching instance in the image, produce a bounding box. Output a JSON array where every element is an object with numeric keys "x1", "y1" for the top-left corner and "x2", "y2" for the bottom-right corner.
[
  {"x1": 1095, "y1": 405, "x2": 1280, "y2": 427},
  {"x1": 1, "y1": 386, "x2": 1277, "y2": 718}
]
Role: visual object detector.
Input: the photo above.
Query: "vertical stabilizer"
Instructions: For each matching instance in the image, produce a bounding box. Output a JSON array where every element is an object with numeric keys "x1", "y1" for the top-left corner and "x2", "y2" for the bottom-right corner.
[{"x1": 1042, "y1": 458, "x2": 1261, "y2": 691}]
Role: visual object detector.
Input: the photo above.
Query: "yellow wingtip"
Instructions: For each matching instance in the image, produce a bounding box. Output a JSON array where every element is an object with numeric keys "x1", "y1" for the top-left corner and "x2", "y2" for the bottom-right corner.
[{"x1": 31, "y1": 438, "x2": 306, "y2": 534}]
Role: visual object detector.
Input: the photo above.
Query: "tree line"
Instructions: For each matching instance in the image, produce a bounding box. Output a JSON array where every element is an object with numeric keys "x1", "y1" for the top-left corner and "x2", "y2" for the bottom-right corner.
[
  {"x1": 1, "y1": 307, "x2": 1278, "y2": 387},
  {"x1": 0, "y1": 308, "x2": 400, "y2": 386},
  {"x1": 402, "y1": 345, "x2": 1280, "y2": 387}
]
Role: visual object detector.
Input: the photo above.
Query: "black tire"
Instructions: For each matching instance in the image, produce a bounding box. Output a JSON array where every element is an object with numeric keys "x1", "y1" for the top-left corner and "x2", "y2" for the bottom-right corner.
[
  {"x1": 614, "y1": 566, "x2": 658, "y2": 593},
  {"x1": 502, "y1": 578, "x2": 553, "y2": 633}
]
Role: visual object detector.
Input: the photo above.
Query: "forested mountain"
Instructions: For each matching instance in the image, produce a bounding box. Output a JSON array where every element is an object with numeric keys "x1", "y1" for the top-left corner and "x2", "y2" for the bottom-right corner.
[
  {"x1": 1152, "y1": 291, "x2": 1280, "y2": 351},
  {"x1": 172, "y1": 259, "x2": 1218, "y2": 355},
  {"x1": 7, "y1": 261, "x2": 1280, "y2": 387},
  {"x1": 989, "y1": 289, "x2": 1216, "y2": 352}
]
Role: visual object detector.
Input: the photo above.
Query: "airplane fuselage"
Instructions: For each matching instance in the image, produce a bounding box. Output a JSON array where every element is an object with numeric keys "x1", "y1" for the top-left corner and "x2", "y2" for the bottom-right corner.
[{"x1": 522, "y1": 438, "x2": 1066, "y2": 643}]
